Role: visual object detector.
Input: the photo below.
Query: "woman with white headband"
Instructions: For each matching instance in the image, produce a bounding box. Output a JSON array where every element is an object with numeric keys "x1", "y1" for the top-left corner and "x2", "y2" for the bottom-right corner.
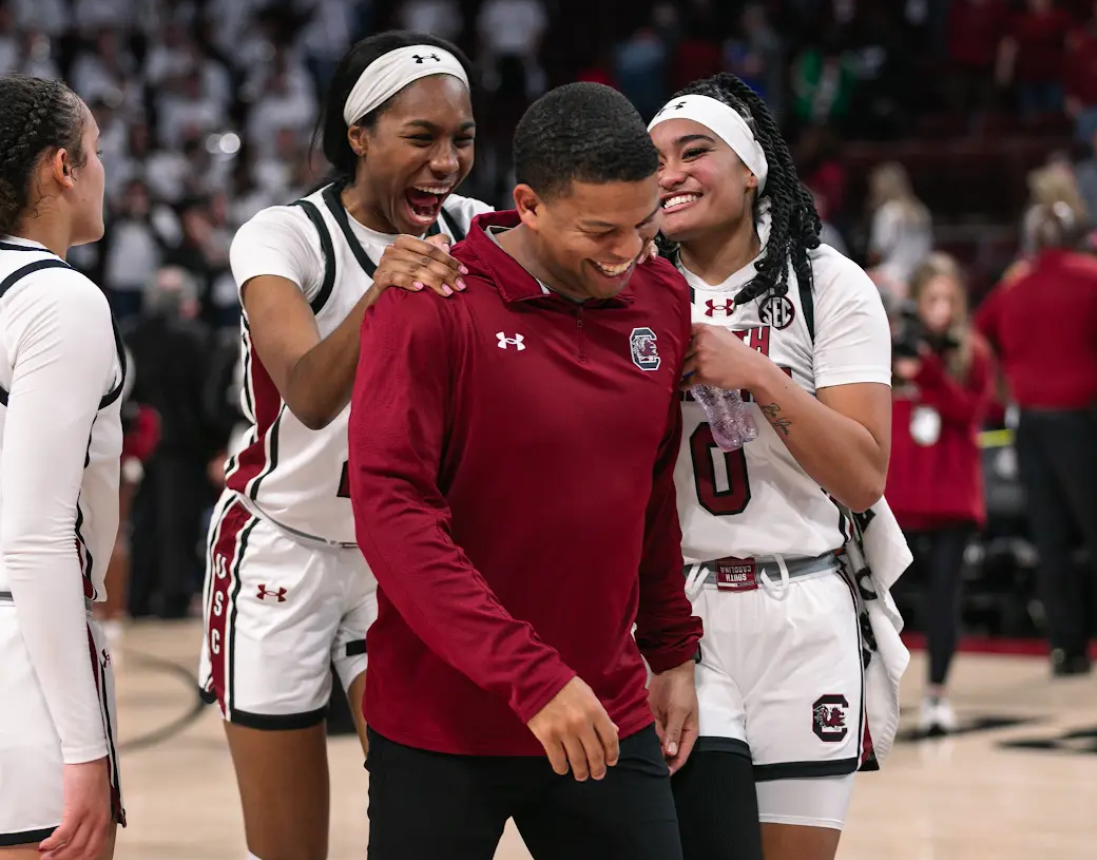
[
  {"x1": 649, "y1": 73, "x2": 896, "y2": 860},
  {"x1": 196, "y1": 31, "x2": 491, "y2": 860}
]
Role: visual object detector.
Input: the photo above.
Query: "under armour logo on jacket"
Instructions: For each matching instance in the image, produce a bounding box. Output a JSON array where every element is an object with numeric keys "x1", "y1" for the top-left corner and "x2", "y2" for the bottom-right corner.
[
  {"x1": 497, "y1": 332, "x2": 525, "y2": 350},
  {"x1": 257, "y1": 584, "x2": 288, "y2": 602},
  {"x1": 413, "y1": 53, "x2": 441, "y2": 63}
]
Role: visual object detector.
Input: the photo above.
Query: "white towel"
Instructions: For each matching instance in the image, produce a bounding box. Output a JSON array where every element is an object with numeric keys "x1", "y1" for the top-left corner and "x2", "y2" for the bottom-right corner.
[{"x1": 839, "y1": 497, "x2": 912, "y2": 768}]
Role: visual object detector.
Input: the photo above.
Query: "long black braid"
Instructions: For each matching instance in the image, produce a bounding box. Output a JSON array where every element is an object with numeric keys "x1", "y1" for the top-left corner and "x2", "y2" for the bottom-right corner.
[{"x1": 657, "y1": 72, "x2": 822, "y2": 306}]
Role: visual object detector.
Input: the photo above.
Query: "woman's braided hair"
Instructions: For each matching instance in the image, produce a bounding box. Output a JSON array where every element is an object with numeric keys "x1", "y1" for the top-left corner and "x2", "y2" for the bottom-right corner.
[
  {"x1": 0, "y1": 75, "x2": 86, "y2": 236},
  {"x1": 658, "y1": 72, "x2": 822, "y2": 306}
]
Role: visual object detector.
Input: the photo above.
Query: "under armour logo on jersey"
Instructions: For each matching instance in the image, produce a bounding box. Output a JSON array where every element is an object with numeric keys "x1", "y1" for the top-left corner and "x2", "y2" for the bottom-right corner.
[
  {"x1": 761, "y1": 294, "x2": 796, "y2": 330},
  {"x1": 704, "y1": 299, "x2": 733, "y2": 317},
  {"x1": 413, "y1": 53, "x2": 441, "y2": 64},
  {"x1": 257, "y1": 585, "x2": 288, "y2": 602},
  {"x1": 497, "y1": 332, "x2": 526, "y2": 350}
]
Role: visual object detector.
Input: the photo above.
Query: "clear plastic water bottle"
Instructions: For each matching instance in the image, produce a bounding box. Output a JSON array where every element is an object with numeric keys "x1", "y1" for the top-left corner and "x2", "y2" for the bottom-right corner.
[{"x1": 692, "y1": 384, "x2": 759, "y2": 451}]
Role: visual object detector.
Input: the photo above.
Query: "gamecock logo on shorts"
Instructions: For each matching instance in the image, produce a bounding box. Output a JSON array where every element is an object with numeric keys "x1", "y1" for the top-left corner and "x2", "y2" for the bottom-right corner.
[
  {"x1": 630, "y1": 327, "x2": 661, "y2": 371},
  {"x1": 812, "y1": 694, "x2": 849, "y2": 742}
]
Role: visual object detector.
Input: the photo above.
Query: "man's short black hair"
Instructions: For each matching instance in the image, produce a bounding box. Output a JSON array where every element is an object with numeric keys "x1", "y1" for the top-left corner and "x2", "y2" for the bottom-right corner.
[{"x1": 513, "y1": 82, "x2": 658, "y2": 200}]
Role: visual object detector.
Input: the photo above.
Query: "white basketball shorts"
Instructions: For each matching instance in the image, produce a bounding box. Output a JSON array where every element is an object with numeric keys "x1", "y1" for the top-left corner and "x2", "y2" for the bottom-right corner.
[
  {"x1": 198, "y1": 492, "x2": 377, "y2": 729},
  {"x1": 0, "y1": 606, "x2": 124, "y2": 844},
  {"x1": 689, "y1": 564, "x2": 866, "y2": 829}
]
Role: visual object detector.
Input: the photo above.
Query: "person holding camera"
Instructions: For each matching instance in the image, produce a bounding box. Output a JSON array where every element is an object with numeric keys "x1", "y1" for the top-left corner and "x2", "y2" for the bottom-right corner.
[
  {"x1": 886, "y1": 253, "x2": 995, "y2": 735},
  {"x1": 976, "y1": 203, "x2": 1097, "y2": 677}
]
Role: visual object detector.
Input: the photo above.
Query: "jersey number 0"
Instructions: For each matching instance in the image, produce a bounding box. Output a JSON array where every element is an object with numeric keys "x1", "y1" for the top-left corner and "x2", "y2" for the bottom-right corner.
[{"x1": 690, "y1": 423, "x2": 751, "y2": 516}]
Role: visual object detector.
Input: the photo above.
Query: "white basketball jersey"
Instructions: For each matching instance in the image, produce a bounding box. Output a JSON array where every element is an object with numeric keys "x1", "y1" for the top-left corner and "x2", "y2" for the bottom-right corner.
[
  {"x1": 674, "y1": 239, "x2": 892, "y2": 563},
  {"x1": 225, "y1": 183, "x2": 492, "y2": 544},
  {"x1": 0, "y1": 240, "x2": 126, "y2": 601}
]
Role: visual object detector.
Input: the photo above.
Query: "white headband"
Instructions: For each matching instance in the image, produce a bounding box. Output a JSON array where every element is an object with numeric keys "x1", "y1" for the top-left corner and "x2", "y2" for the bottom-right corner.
[
  {"x1": 648, "y1": 94, "x2": 768, "y2": 193},
  {"x1": 342, "y1": 45, "x2": 469, "y2": 126}
]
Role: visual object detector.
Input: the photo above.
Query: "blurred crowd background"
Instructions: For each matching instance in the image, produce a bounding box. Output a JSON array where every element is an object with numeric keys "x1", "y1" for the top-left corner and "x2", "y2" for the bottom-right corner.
[{"x1": 8, "y1": 0, "x2": 1095, "y2": 660}]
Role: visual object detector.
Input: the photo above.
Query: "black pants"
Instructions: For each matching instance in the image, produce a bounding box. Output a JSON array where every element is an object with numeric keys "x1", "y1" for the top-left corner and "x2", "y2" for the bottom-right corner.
[
  {"x1": 672, "y1": 750, "x2": 764, "y2": 860},
  {"x1": 128, "y1": 451, "x2": 210, "y2": 618},
  {"x1": 903, "y1": 523, "x2": 976, "y2": 686},
  {"x1": 1016, "y1": 408, "x2": 1097, "y2": 656},
  {"x1": 365, "y1": 724, "x2": 682, "y2": 860}
]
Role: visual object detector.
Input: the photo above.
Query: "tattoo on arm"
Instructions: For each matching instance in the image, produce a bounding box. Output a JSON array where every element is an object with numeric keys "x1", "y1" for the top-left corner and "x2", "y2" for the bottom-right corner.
[{"x1": 760, "y1": 402, "x2": 792, "y2": 437}]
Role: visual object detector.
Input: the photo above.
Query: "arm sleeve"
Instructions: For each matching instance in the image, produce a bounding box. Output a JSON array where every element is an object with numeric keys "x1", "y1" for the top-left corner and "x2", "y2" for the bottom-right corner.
[
  {"x1": 229, "y1": 206, "x2": 325, "y2": 303},
  {"x1": 2, "y1": 275, "x2": 117, "y2": 764},
  {"x1": 913, "y1": 345, "x2": 993, "y2": 426},
  {"x1": 812, "y1": 251, "x2": 894, "y2": 389},
  {"x1": 634, "y1": 387, "x2": 703, "y2": 673},
  {"x1": 348, "y1": 289, "x2": 576, "y2": 725}
]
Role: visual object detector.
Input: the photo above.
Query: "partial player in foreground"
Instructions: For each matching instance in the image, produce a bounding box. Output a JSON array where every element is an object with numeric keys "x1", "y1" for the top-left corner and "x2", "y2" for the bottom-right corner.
[
  {"x1": 650, "y1": 73, "x2": 895, "y2": 860},
  {"x1": 0, "y1": 75, "x2": 126, "y2": 860},
  {"x1": 195, "y1": 30, "x2": 487, "y2": 860},
  {"x1": 348, "y1": 82, "x2": 701, "y2": 860}
]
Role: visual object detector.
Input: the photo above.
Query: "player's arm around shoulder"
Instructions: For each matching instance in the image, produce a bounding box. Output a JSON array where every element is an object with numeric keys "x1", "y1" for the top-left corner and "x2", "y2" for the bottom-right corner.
[{"x1": 235, "y1": 204, "x2": 466, "y2": 430}]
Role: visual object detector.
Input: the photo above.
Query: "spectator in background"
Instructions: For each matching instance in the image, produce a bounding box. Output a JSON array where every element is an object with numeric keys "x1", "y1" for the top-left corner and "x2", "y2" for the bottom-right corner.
[
  {"x1": 476, "y1": 0, "x2": 548, "y2": 101},
  {"x1": 0, "y1": 4, "x2": 16, "y2": 74},
  {"x1": 722, "y1": 4, "x2": 784, "y2": 119},
  {"x1": 887, "y1": 253, "x2": 995, "y2": 736},
  {"x1": 1075, "y1": 127, "x2": 1097, "y2": 223},
  {"x1": 997, "y1": 0, "x2": 1073, "y2": 119},
  {"x1": 101, "y1": 179, "x2": 164, "y2": 323},
  {"x1": 797, "y1": 123, "x2": 847, "y2": 230},
  {"x1": 975, "y1": 202, "x2": 1097, "y2": 676},
  {"x1": 667, "y1": 11, "x2": 723, "y2": 94},
  {"x1": 866, "y1": 161, "x2": 933, "y2": 295},
  {"x1": 126, "y1": 266, "x2": 219, "y2": 620},
  {"x1": 1065, "y1": 2, "x2": 1097, "y2": 144},
  {"x1": 614, "y1": 24, "x2": 669, "y2": 122},
  {"x1": 9, "y1": 0, "x2": 68, "y2": 37},
  {"x1": 1021, "y1": 162, "x2": 1088, "y2": 255},
  {"x1": 790, "y1": 33, "x2": 857, "y2": 131},
  {"x1": 399, "y1": 0, "x2": 464, "y2": 42},
  {"x1": 946, "y1": 0, "x2": 1008, "y2": 116}
]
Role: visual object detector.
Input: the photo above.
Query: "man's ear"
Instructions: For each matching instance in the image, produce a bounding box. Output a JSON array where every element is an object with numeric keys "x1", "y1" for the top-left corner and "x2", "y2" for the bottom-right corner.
[
  {"x1": 348, "y1": 124, "x2": 369, "y2": 159},
  {"x1": 513, "y1": 184, "x2": 543, "y2": 232}
]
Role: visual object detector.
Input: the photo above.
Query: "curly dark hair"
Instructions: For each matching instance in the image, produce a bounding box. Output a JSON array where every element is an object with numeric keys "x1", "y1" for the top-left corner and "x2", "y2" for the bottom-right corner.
[
  {"x1": 0, "y1": 75, "x2": 87, "y2": 236},
  {"x1": 513, "y1": 82, "x2": 658, "y2": 200},
  {"x1": 314, "y1": 30, "x2": 474, "y2": 180},
  {"x1": 657, "y1": 73, "x2": 822, "y2": 306}
]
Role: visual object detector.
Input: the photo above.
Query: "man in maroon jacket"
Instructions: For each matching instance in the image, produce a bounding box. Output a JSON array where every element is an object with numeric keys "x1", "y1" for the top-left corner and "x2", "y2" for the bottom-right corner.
[{"x1": 348, "y1": 82, "x2": 702, "y2": 859}]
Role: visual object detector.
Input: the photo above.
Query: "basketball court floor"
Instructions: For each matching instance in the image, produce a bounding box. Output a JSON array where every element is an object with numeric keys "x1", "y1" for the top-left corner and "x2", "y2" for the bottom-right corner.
[{"x1": 111, "y1": 619, "x2": 1097, "y2": 859}]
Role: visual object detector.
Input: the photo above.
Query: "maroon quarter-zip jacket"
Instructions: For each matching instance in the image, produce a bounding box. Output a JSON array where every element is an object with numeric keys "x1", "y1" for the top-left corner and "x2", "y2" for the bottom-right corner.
[{"x1": 348, "y1": 210, "x2": 702, "y2": 756}]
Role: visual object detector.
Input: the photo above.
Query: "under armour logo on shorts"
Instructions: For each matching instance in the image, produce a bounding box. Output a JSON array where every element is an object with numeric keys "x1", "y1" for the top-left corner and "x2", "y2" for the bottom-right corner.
[{"x1": 257, "y1": 585, "x2": 288, "y2": 602}]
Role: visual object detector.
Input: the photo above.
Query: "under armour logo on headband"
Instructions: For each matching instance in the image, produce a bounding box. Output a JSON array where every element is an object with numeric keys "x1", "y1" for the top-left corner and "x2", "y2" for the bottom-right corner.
[
  {"x1": 656, "y1": 100, "x2": 688, "y2": 118},
  {"x1": 413, "y1": 53, "x2": 441, "y2": 64}
]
